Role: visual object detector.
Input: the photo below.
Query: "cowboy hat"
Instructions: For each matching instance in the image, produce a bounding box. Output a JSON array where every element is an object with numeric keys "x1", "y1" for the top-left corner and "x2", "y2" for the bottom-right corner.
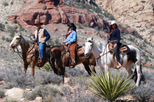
[{"x1": 110, "y1": 20, "x2": 116, "y2": 25}]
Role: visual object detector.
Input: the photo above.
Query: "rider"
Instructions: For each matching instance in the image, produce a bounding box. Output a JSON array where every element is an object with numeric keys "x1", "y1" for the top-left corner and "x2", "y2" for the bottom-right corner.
[
  {"x1": 64, "y1": 22, "x2": 77, "y2": 66},
  {"x1": 33, "y1": 19, "x2": 50, "y2": 65},
  {"x1": 108, "y1": 20, "x2": 121, "y2": 67}
]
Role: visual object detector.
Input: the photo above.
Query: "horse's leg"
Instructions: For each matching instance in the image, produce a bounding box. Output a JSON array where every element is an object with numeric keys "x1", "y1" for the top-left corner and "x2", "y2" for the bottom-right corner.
[
  {"x1": 49, "y1": 57, "x2": 58, "y2": 74},
  {"x1": 56, "y1": 58, "x2": 65, "y2": 83},
  {"x1": 24, "y1": 62, "x2": 28, "y2": 74},
  {"x1": 125, "y1": 62, "x2": 133, "y2": 78},
  {"x1": 30, "y1": 62, "x2": 35, "y2": 78},
  {"x1": 104, "y1": 64, "x2": 109, "y2": 79},
  {"x1": 135, "y1": 61, "x2": 141, "y2": 87},
  {"x1": 82, "y1": 62, "x2": 92, "y2": 75},
  {"x1": 90, "y1": 65, "x2": 96, "y2": 73}
]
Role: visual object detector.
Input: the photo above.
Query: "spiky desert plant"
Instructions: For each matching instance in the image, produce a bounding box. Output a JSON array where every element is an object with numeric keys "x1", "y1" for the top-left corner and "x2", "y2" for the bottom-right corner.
[{"x1": 89, "y1": 72, "x2": 135, "y2": 102}]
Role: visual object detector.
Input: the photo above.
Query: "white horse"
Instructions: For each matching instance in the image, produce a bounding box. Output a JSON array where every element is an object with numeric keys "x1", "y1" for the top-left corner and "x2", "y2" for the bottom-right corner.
[{"x1": 84, "y1": 37, "x2": 145, "y2": 86}]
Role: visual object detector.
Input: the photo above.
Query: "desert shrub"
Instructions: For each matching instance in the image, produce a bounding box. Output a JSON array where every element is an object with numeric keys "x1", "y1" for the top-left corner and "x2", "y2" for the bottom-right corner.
[
  {"x1": 0, "y1": 89, "x2": 5, "y2": 98},
  {"x1": 103, "y1": 10, "x2": 115, "y2": 20},
  {"x1": 2, "y1": 2, "x2": 9, "y2": 6},
  {"x1": 0, "y1": 23, "x2": 5, "y2": 31},
  {"x1": 0, "y1": 68, "x2": 63, "y2": 89},
  {"x1": 5, "y1": 38, "x2": 12, "y2": 42},
  {"x1": 66, "y1": 67, "x2": 87, "y2": 77},
  {"x1": 18, "y1": 24, "x2": 25, "y2": 31},
  {"x1": 2, "y1": 36, "x2": 5, "y2": 41},
  {"x1": 24, "y1": 85, "x2": 62, "y2": 101},
  {"x1": 65, "y1": 87, "x2": 103, "y2": 102},
  {"x1": 89, "y1": 72, "x2": 135, "y2": 102},
  {"x1": 0, "y1": 68, "x2": 31, "y2": 88},
  {"x1": 60, "y1": 85, "x2": 72, "y2": 96},
  {"x1": 7, "y1": 26, "x2": 17, "y2": 37},
  {"x1": 129, "y1": 71, "x2": 154, "y2": 102},
  {"x1": 34, "y1": 70, "x2": 63, "y2": 85}
]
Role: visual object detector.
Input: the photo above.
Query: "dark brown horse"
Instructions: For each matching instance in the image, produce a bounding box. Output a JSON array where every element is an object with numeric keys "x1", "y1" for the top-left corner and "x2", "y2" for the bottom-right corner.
[
  {"x1": 50, "y1": 45, "x2": 96, "y2": 79},
  {"x1": 10, "y1": 34, "x2": 51, "y2": 76}
]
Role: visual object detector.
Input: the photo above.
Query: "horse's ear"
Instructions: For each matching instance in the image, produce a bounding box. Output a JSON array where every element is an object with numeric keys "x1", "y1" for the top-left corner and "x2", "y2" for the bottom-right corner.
[{"x1": 87, "y1": 37, "x2": 93, "y2": 41}]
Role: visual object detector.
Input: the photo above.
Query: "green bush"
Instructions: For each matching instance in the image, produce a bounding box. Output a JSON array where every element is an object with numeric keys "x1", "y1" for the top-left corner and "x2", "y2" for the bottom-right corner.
[
  {"x1": 41, "y1": 62, "x2": 52, "y2": 71},
  {"x1": 2, "y1": 2, "x2": 9, "y2": 6},
  {"x1": 0, "y1": 89, "x2": 5, "y2": 98},
  {"x1": 89, "y1": 72, "x2": 135, "y2": 102},
  {"x1": 0, "y1": 23, "x2": 5, "y2": 31}
]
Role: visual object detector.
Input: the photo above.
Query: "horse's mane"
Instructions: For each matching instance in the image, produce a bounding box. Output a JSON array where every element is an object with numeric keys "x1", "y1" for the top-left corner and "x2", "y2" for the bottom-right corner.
[{"x1": 20, "y1": 35, "x2": 33, "y2": 45}]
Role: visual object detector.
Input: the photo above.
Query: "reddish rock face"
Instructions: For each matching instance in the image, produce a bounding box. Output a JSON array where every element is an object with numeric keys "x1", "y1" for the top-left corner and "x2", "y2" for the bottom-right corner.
[{"x1": 8, "y1": 0, "x2": 104, "y2": 29}]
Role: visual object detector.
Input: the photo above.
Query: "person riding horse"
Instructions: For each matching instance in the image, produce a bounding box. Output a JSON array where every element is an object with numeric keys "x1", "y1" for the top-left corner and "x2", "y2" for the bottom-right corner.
[
  {"x1": 108, "y1": 20, "x2": 121, "y2": 68},
  {"x1": 64, "y1": 23, "x2": 77, "y2": 67},
  {"x1": 32, "y1": 20, "x2": 50, "y2": 65}
]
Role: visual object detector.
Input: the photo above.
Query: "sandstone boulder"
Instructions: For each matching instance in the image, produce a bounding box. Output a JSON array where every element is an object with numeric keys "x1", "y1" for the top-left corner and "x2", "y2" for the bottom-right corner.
[{"x1": 5, "y1": 88, "x2": 24, "y2": 101}]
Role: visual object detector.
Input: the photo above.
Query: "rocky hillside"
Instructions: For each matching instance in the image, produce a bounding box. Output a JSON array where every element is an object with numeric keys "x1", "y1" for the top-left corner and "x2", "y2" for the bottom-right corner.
[
  {"x1": 95, "y1": 0, "x2": 154, "y2": 45},
  {"x1": 0, "y1": 0, "x2": 154, "y2": 102}
]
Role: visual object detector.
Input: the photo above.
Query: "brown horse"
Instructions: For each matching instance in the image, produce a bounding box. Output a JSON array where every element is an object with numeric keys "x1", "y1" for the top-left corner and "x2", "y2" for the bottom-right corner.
[
  {"x1": 50, "y1": 45, "x2": 96, "y2": 79},
  {"x1": 10, "y1": 34, "x2": 51, "y2": 76}
]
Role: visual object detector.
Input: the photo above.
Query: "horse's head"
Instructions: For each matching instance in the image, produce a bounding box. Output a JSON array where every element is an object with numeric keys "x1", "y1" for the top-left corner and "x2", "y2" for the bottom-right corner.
[
  {"x1": 84, "y1": 37, "x2": 94, "y2": 57},
  {"x1": 10, "y1": 34, "x2": 22, "y2": 49}
]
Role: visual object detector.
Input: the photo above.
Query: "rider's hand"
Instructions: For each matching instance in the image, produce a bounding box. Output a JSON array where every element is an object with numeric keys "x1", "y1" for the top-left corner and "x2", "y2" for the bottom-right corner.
[
  {"x1": 65, "y1": 42, "x2": 69, "y2": 46},
  {"x1": 114, "y1": 44, "x2": 117, "y2": 48}
]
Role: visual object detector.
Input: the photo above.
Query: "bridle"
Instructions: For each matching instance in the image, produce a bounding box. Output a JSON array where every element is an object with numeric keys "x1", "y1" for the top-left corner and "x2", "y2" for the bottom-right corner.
[
  {"x1": 87, "y1": 40, "x2": 112, "y2": 61},
  {"x1": 12, "y1": 36, "x2": 36, "y2": 60}
]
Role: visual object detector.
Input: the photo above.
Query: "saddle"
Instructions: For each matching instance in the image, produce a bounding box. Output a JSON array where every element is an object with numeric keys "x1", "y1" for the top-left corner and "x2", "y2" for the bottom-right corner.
[
  {"x1": 64, "y1": 44, "x2": 83, "y2": 67},
  {"x1": 108, "y1": 42, "x2": 130, "y2": 54},
  {"x1": 33, "y1": 44, "x2": 50, "y2": 61},
  {"x1": 119, "y1": 43, "x2": 130, "y2": 54},
  {"x1": 108, "y1": 42, "x2": 130, "y2": 64}
]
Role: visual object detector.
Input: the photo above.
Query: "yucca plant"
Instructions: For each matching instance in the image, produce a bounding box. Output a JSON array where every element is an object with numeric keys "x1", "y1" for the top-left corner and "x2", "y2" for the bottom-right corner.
[{"x1": 89, "y1": 72, "x2": 135, "y2": 102}]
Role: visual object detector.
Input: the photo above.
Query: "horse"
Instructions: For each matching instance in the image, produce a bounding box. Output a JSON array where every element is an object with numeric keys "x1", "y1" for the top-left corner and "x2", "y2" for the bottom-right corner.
[
  {"x1": 9, "y1": 34, "x2": 51, "y2": 77},
  {"x1": 84, "y1": 37, "x2": 145, "y2": 87},
  {"x1": 50, "y1": 45, "x2": 96, "y2": 80}
]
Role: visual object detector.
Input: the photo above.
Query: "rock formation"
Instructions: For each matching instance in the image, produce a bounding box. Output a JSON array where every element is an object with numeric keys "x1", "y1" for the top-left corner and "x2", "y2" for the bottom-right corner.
[{"x1": 8, "y1": 0, "x2": 104, "y2": 29}]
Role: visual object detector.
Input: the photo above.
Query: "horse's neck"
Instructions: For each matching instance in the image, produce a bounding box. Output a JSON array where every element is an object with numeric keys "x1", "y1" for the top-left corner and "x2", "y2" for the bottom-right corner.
[
  {"x1": 20, "y1": 38, "x2": 30, "y2": 54},
  {"x1": 92, "y1": 43, "x2": 111, "y2": 58},
  {"x1": 92, "y1": 43, "x2": 101, "y2": 58}
]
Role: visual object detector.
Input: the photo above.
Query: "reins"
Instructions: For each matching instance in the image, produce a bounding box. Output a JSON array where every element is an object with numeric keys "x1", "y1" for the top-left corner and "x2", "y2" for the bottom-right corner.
[
  {"x1": 14, "y1": 47, "x2": 23, "y2": 59},
  {"x1": 13, "y1": 42, "x2": 36, "y2": 60},
  {"x1": 96, "y1": 40, "x2": 117, "y2": 61}
]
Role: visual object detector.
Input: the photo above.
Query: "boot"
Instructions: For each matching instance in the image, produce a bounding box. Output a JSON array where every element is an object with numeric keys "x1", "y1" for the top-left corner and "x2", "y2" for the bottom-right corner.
[
  {"x1": 38, "y1": 58, "x2": 44, "y2": 67},
  {"x1": 116, "y1": 58, "x2": 122, "y2": 69},
  {"x1": 116, "y1": 61, "x2": 122, "y2": 69}
]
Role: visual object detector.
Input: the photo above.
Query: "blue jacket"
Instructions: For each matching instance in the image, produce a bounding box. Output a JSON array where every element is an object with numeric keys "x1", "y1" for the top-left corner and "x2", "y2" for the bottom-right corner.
[
  {"x1": 44, "y1": 29, "x2": 50, "y2": 42},
  {"x1": 64, "y1": 30, "x2": 77, "y2": 45},
  {"x1": 108, "y1": 28, "x2": 121, "y2": 44}
]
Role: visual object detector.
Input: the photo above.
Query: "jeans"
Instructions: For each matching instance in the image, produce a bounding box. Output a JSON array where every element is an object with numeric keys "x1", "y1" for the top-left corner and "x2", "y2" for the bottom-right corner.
[
  {"x1": 39, "y1": 43, "x2": 45, "y2": 61},
  {"x1": 114, "y1": 43, "x2": 121, "y2": 63}
]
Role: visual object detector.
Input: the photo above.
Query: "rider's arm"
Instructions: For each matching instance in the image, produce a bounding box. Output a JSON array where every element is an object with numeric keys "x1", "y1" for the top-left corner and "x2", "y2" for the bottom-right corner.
[
  {"x1": 44, "y1": 29, "x2": 50, "y2": 42},
  {"x1": 32, "y1": 30, "x2": 37, "y2": 42},
  {"x1": 68, "y1": 31, "x2": 77, "y2": 45}
]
